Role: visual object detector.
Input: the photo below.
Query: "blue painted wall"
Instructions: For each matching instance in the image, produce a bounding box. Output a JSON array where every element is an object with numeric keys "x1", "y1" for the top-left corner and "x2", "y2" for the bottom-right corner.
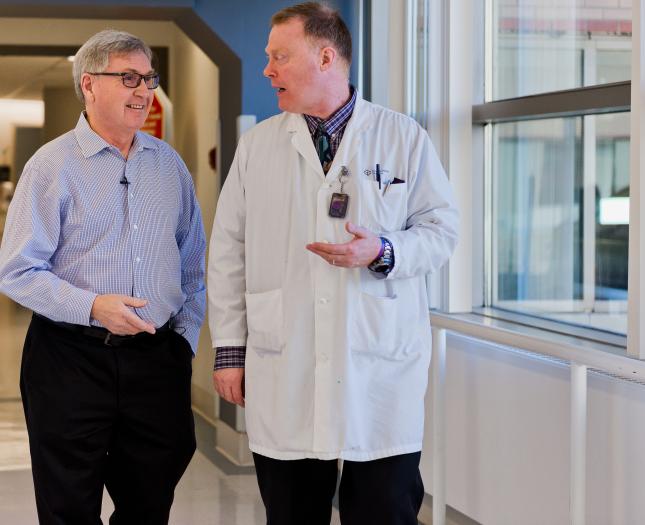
[{"x1": 194, "y1": 0, "x2": 357, "y2": 122}]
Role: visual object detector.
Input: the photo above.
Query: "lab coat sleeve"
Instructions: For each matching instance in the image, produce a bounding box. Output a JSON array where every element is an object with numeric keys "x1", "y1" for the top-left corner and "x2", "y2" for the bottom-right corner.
[
  {"x1": 208, "y1": 137, "x2": 248, "y2": 348},
  {"x1": 384, "y1": 128, "x2": 459, "y2": 280}
]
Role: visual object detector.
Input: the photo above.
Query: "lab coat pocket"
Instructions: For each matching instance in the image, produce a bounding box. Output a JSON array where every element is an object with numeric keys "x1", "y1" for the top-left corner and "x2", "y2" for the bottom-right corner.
[
  {"x1": 350, "y1": 291, "x2": 416, "y2": 360},
  {"x1": 245, "y1": 288, "x2": 285, "y2": 353},
  {"x1": 360, "y1": 180, "x2": 408, "y2": 233}
]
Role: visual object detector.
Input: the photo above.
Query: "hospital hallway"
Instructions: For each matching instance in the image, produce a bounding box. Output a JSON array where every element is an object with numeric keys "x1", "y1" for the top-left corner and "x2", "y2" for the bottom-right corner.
[{"x1": 0, "y1": 294, "x2": 335, "y2": 525}]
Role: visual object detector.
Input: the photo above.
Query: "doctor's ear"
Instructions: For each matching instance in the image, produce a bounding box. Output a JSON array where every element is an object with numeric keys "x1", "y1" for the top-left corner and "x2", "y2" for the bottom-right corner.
[
  {"x1": 320, "y1": 46, "x2": 337, "y2": 71},
  {"x1": 81, "y1": 73, "x2": 96, "y2": 103}
]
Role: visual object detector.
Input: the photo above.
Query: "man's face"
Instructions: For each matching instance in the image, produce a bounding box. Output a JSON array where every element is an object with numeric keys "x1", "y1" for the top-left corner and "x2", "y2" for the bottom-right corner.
[
  {"x1": 86, "y1": 51, "x2": 154, "y2": 136},
  {"x1": 263, "y1": 18, "x2": 325, "y2": 114}
]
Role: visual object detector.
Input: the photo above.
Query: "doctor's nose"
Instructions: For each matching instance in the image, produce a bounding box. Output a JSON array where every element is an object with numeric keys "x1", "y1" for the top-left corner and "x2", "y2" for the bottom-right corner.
[{"x1": 264, "y1": 63, "x2": 275, "y2": 78}]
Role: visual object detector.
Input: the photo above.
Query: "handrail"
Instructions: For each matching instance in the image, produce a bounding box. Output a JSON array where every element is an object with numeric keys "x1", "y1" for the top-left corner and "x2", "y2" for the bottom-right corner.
[
  {"x1": 427, "y1": 311, "x2": 641, "y2": 525},
  {"x1": 429, "y1": 311, "x2": 643, "y2": 381}
]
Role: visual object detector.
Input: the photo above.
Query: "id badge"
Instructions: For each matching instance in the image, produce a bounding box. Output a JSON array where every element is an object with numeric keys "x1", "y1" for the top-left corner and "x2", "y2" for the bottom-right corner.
[{"x1": 329, "y1": 192, "x2": 349, "y2": 218}]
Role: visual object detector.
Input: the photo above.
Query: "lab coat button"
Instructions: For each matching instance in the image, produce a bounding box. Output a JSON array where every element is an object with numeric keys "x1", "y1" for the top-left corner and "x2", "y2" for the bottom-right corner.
[{"x1": 319, "y1": 298, "x2": 329, "y2": 305}]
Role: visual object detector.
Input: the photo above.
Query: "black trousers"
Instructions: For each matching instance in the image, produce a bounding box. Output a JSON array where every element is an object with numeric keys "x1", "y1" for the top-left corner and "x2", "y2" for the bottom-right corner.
[
  {"x1": 20, "y1": 314, "x2": 196, "y2": 525},
  {"x1": 253, "y1": 451, "x2": 424, "y2": 525}
]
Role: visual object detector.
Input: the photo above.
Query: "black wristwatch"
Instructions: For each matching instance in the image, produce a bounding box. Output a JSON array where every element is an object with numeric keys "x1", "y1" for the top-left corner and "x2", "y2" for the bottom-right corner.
[{"x1": 368, "y1": 237, "x2": 394, "y2": 275}]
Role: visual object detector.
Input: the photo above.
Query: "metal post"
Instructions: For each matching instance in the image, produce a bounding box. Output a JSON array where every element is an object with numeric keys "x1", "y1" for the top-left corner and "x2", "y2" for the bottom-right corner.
[
  {"x1": 570, "y1": 363, "x2": 587, "y2": 525},
  {"x1": 432, "y1": 327, "x2": 447, "y2": 525}
]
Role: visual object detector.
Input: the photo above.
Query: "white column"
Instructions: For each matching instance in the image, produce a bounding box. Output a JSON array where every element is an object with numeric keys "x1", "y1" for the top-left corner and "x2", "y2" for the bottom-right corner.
[
  {"x1": 582, "y1": 115, "x2": 597, "y2": 312},
  {"x1": 628, "y1": 0, "x2": 645, "y2": 357},
  {"x1": 570, "y1": 363, "x2": 587, "y2": 525},
  {"x1": 370, "y1": 0, "x2": 406, "y2": 113},
  {"x1": 432, "y1": 327, "x2": 447, "y2": 525},
  {"x1": 445, "y1": 0, "x2": 473, "y2": 313}
]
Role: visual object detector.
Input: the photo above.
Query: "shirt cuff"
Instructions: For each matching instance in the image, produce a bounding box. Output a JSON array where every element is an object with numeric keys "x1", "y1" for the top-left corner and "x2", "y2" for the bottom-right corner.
[{"x1": 214, "y1": 346, "x2": 246, "y2": 370}]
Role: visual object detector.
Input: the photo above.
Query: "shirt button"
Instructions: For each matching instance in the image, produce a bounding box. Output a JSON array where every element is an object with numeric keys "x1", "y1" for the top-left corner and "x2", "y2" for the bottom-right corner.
[
  {"x1": 130, "y1": 193, "x2": 134, "y2": 198},
  {"x1": 133, "y1": 224, "x2": 138, "y2": 230},
  {"x1": 135, "y1": 257, "x2": 141, "y2": 263}
]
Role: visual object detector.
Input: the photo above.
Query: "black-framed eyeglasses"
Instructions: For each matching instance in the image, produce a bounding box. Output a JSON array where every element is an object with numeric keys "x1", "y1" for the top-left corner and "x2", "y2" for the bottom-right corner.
[{"x1": 88, "y1": 71, "x2": 160, "y2": 89}]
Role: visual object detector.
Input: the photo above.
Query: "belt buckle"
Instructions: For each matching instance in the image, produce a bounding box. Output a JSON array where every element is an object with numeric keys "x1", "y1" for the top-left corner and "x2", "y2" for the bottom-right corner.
[{"x1": 104, "y1": 333, "x2": 113, "y2": 346}]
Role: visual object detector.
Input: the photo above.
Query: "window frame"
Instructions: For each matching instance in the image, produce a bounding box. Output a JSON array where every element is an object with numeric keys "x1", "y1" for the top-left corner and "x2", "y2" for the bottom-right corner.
[{"x1": 405, "y1": 0, "x2": 643, "y2": 357}]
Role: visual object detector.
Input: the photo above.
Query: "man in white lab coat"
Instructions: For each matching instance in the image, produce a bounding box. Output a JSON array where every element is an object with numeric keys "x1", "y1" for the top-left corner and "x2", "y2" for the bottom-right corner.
[{"x1": 208, "y1": 2, "x2": 458, "y2": 524}]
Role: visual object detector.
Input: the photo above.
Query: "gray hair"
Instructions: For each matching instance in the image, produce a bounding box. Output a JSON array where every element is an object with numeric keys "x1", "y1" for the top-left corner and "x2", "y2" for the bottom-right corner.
[{"x1": 72, "y1": 29, "x2": 152, "y2": 103}]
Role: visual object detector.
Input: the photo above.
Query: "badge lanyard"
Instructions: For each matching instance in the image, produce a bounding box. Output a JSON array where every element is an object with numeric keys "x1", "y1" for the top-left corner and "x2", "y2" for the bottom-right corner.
[{"x1": 328, "y1": 166, "x2": 350, "y2": 218}]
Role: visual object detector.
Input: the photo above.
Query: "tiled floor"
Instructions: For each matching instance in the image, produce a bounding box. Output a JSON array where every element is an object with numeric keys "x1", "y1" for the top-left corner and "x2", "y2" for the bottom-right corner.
[{"x1": 0, "y1": 400, "x2": 269, "y2": 525}]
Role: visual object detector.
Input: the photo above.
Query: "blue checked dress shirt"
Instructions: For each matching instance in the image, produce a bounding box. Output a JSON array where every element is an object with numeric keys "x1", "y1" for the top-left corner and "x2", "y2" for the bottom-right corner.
[
  {"x1": 0, "y1": 113, "x2": 206, "y2": 353},
  {"x1": 214, "y1": 86, "x2": 358, "y2": 371}
]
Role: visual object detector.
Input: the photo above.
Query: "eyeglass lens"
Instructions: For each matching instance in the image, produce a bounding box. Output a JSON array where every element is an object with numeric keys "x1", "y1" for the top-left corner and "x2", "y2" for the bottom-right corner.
[{"x1": 122, "y1": 72, "x2": 159, "y2": 89}]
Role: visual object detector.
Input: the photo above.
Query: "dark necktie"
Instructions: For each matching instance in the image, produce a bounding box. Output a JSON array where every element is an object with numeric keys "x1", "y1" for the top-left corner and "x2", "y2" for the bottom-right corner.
[{"x1": 315, "y1": 122, "x2": 332, "y2": 170}]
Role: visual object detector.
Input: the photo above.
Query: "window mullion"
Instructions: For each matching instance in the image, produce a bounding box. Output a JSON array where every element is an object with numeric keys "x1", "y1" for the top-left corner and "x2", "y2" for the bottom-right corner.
[{"x1": 628, "y1": 0, "x2": 645, "y2": 358}]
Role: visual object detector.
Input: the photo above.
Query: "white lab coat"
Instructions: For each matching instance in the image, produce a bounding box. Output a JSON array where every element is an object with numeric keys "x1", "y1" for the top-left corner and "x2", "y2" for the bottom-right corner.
[{"x1": 208, "y1": 96, "x2": 458, "y2": 461}]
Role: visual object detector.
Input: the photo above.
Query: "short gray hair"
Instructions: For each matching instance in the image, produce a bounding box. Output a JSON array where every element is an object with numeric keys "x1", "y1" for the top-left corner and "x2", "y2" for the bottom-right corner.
[{"x1": 72, "y1": 29, "x2": 153, "y2": 103}]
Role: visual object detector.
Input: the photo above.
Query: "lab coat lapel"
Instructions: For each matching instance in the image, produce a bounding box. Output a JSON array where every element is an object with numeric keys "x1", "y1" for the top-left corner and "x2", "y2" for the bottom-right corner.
[
  {"x1": 285, "y1": 96, "x2": 370, "y2": 178},
  {"x1": 331, "y1": 96, "x2": 370, "y2": 168},
  {"x1": 287, "y1": 113, "x2": 325, "y2": 179}
]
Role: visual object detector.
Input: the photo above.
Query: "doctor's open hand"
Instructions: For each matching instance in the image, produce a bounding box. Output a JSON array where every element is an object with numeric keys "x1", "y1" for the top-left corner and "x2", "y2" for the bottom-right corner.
[
  {"x1": 213, "y1": 368, "x2": 245, "y2": 407},
  {"x1": 90, "y1": 294, "x2": 156, "y2": 336},
  {"x1": 306, "y1": 222, "x2": 382, "y2": 268}
]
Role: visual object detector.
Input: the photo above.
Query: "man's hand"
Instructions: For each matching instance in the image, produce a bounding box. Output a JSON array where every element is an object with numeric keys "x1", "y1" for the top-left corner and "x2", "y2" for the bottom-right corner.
[
  {"x1": 213, "y1": 368, "x2": 245, "y2": 407},
  {"x1": 90, "y1": 294, "x2": 156, "y2": 335},
  {"x1": 306, "y1": 222, "x2": 382, "y2": 268}
]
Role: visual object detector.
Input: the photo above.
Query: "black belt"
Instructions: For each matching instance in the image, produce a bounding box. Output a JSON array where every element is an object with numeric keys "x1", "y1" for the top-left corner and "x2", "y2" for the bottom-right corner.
[{"x1": 34, "y1": 314, "x2": 172, "y2": 347}]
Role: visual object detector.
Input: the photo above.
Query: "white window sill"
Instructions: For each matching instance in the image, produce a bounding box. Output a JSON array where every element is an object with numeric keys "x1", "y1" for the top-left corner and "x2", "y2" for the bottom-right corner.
[{"x1": 428, "y1": 309, "x2": 645, "y2": 383}]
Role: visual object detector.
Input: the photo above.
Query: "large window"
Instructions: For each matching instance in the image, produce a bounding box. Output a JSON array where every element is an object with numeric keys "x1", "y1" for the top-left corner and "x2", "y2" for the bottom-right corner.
[
  {"x1": 493, "y1": 113, "x2": 629, "y2": 333},
  {"x1": 405, "y1": 0, "x2": 632, "y2": 338},
  {"x1": 483, "y1": 0, "x2": 631, "y2": 336},
  {"x1": 492, "y1": 2, "x2": 631, "y2": 100}
]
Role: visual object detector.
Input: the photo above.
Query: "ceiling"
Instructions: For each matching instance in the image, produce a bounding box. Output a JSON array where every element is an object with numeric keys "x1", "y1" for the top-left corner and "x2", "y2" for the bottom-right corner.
[{"x1": 0, "y1": 55, "x2": 73, "y2": 100}]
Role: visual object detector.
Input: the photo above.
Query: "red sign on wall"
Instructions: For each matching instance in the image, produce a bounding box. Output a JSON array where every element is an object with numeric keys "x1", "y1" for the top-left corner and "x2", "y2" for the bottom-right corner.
[{"x1": 141, "y1": 93, "x2": 163, "y2": 139}]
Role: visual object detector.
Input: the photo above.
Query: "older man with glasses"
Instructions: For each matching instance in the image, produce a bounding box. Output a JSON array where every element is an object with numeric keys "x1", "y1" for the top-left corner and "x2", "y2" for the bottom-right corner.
[{"x1": 0, "y1": 29, "x2": 205, "y2": 524}]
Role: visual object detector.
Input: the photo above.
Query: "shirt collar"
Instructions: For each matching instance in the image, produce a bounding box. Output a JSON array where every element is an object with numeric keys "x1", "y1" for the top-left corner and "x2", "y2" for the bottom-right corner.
[
  {"x1": 74, "y1": 112, "x2": 158, "y2": 159},
  {"x1": 304, "y1": 85, "x2": 357, "y2": 136},
  {"x1": 132, "y1": 128, "x2": 159, "y2": 153}
]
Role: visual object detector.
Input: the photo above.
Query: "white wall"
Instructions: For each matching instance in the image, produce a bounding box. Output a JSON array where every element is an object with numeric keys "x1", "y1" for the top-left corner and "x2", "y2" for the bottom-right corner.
[
  {"x1": 43, "y1": 87, "x2": 82, "y2": 142},
  {"x1": 420, "y1": 335, "x2": 645, "y2": 525},
  {"x1": 370, "y1": 0, "x2": 405, "y2": 112},
  {"x1": 171, "y1": 26, "x2": 220, "y2": 420},
  {"x1": 0, "y1": 99, "x2": 43, "y2": 177}
]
